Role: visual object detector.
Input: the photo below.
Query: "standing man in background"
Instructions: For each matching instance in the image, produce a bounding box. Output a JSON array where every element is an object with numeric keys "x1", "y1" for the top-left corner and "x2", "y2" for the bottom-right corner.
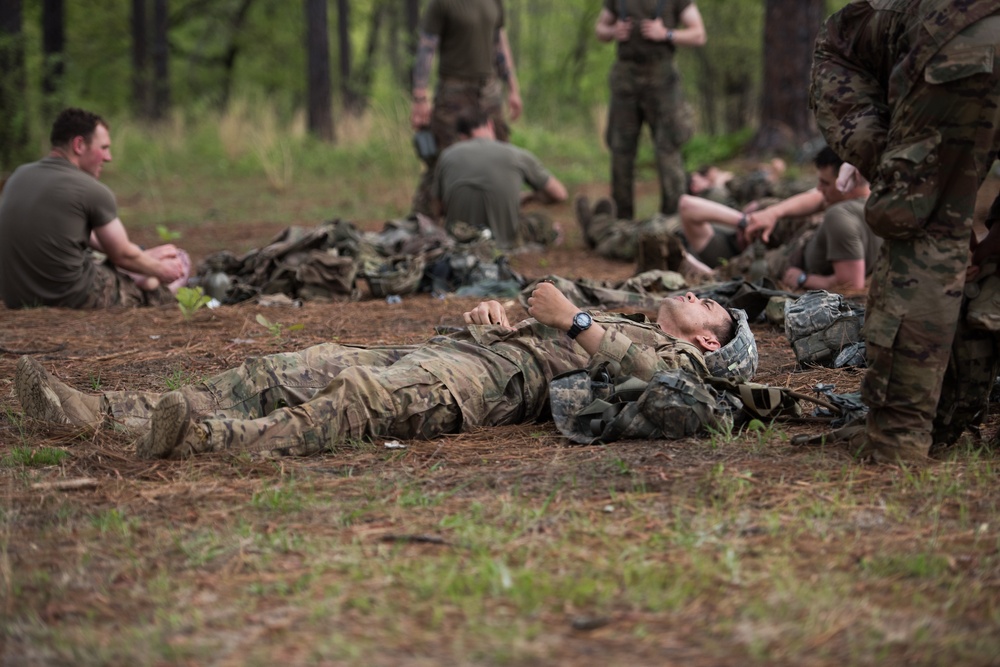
[
  {"x1": 410, "y1": 0, "x2": 522, "y2": 217},
  {"x1": 811, "y1": 1, "x2": 1000, "y2": 463},
  {"x1": 595, "y1": 0, "x2": 706, "y2": 221}
]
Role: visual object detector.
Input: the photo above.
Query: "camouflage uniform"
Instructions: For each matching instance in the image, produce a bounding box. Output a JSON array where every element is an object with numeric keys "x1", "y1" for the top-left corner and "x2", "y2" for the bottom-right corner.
[
  {"x1": 585, "y1": 210, "x2": 681, "y2": 263},
  {"x1": 107, "y1": 318, "x2": 707, "y2": 456},
  {"x1": 811, "y1": 1, "x2": 1000, "y2": 459},
  {"x1": 604, "y1": 0, "x2": 695, "y2": 220},
  {"x1": 78, "y1": 260, "x2": 174, "y2": 308}
]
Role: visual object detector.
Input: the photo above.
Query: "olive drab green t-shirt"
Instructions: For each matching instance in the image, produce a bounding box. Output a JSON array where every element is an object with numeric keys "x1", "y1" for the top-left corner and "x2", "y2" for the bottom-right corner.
[
  {"x1": 0, "y1": 156, "x2": 117, "y2": 308},
  {"x1": 802, "y1": 198, "x2": 882, "y2": 277},
  {"x1": 421, "y1": 0, "x2": 504, "y2": 81},
  {"x1": 433, "y1": 138, "x2": 552, "y2": 249},
  {"x1": 603, "y1": 0, "x2": 693, "y2": 62}
]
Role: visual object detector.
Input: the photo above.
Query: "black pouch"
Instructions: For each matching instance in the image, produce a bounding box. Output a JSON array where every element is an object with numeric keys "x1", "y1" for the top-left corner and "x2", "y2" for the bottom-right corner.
[{"x1": 413, "y1": 129, "x2": 437, "y2": 162}]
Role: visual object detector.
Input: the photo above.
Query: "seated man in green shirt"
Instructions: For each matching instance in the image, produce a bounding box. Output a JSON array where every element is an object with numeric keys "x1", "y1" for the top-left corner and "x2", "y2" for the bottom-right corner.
[
  {"x1": 433, "y1": 111, "x2": 567, "y2": 250},
  {"x1": 0, "y1": 108, "x2": 190, "y2": 309},
  {"x1": 15, "y1": 282, "x2": 756, "y2": 460}
]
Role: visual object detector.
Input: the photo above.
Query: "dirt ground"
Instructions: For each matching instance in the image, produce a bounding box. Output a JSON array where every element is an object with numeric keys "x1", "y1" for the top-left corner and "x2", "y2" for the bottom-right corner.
[{"x1": 2, "y1": 178, "x2": 999, "y2": 665}]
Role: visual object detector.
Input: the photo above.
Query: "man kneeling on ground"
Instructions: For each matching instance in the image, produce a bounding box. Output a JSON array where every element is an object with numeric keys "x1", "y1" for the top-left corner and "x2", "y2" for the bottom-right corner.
[
  {"x1": 15, "y1": 282, "x2": 756, "y2": 459},
  {"x1": 0, "y1": 108, "x2": 190, "y2": 309}
]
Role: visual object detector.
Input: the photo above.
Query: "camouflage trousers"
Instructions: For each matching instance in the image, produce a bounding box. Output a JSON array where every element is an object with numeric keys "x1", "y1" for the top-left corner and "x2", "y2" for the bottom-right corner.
[
  {"x1": 80, "y1": 259, "x2": 174, "y2": 309},
  {"x1": 606, "y1": 58, "x2": 692, "y2": 220},
  {"x1": 449, "y1": 211, "x2": 558, "y2": 249},
  {"x1": 104, "y1": 342, "x2": 532, "y2": 456},
  {"x1": 860, "y1": 26, "x2": 1000, "y2": 455},
  {"x1": 411, "y1": 77, "x2": 509, "y2": 217},
  {"x1": 586, "y1": 212, "x2": 681, "y2": 263}
]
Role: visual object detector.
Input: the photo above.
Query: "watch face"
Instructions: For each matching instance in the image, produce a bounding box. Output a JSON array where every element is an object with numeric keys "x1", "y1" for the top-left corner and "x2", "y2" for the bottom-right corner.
[{"x1": 574, "y1": 312, "x2": 593, "y2": 328}]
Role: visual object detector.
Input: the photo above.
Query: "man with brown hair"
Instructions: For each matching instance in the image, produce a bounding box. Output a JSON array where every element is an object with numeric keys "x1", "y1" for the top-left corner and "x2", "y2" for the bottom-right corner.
[{"x1": 0, "y1": 108, "x2": 189, "y2": 309}]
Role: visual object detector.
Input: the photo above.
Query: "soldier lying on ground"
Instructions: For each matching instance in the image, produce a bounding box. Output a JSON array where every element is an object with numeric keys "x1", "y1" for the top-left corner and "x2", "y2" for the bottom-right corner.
[{"x1": 15, "y1": 282, "x2": 756, "y2": 460}]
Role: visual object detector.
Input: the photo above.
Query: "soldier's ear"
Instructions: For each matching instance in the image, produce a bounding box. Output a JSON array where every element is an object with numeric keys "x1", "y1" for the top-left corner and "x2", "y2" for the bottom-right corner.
[{"x1": 694, "y1": 333, "x2": 721, "y2": 353}]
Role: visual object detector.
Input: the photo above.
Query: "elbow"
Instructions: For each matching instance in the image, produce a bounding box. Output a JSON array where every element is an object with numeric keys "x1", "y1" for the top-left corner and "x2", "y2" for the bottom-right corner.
[{"x1": 689, "y1": 30, "x2": 707, "y2": 47}]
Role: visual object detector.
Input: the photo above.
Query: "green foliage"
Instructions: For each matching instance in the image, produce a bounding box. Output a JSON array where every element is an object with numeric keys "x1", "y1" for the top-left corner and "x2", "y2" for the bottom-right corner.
[
  {"x1": 256, "y1": 314, "x2": 304, "y2": 342},
  {"x1": 1, "y1": 446, "x2": 68, "y2": 468},
  {"x1": 156, "y1": 224, "x2": 182, "y2": 242},
  {"x1": 176, "y1": 286, "x2": 212, "y2": 319},
  {"x1": 164, "y1": 367, "x2": 196, "y2": 392}
]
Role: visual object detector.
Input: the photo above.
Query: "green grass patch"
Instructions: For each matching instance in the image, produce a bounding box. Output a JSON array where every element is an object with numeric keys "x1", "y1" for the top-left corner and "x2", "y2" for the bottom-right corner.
[{"x1": 1, "y1": 446, "x2": 68, "y2": 467}]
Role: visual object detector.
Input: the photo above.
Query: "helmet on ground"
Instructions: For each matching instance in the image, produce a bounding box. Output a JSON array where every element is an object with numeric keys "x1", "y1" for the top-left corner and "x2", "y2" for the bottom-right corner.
[{"x1": 704, "y1": 307, "x2": 758, "y2": 382}]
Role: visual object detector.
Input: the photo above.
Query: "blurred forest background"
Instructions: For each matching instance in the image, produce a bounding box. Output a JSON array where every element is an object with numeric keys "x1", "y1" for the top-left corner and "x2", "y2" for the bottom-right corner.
[{"x1": 0, "y1": 0, "x2": 853, "y2": 221}]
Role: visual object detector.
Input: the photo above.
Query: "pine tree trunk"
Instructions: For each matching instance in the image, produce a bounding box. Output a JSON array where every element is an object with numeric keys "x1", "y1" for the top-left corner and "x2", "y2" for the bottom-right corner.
[
  {"x1": 151, "y1": 0, "x2": 170, "y2": 119},
  {"x1": 0, "y1": 0, "x2": 29, "y2": 172},
  {"x1": 305, "y1": 0, "x2": 334, "y2": 141},
  {"x1": 131, "y1": 0, "x2": 151, "y2": 118},
  {"x1": 748, "y1": 0, "x2": 825, "y2": 156}
]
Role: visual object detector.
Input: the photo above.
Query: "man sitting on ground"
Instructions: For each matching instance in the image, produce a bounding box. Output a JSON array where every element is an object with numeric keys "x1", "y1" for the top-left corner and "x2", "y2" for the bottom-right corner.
[
  {"x1": 678, "y1": 146, "x2": 877, "y2": 291},
  {"x1": 577, "y1": 147, "x2": 879, "y2": 291},
  {"x1": 0, "y1": 108, "x2": 189, "y2": 309},
  {"x1": 433, "y1": 111, "x2": 568, "y2": 250},
  {"x1": 15, "y1": 282, "x2": 756, "y2": 460}
]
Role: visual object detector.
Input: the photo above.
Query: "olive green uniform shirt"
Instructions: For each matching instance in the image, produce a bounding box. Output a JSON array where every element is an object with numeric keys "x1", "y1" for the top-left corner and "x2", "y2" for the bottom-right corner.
[
  {"x1": 0, "y1": 156, "x2": 117, "y2": 308},
  {"x1": 421, "y1": 0, "x2": 504, "y2": 81},
  {"x1": 433, "y1": 138, "x2": 551, "y2": 249},
  {"x1": 802, "y1": 198, "x2": 882, "y2": 276}
]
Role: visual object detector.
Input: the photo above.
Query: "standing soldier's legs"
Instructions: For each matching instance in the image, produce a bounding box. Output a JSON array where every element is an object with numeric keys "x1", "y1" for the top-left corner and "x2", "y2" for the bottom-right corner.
[
  {"x1": 648, "y1": 61, "x2": 691, "y2": 217},
  {"x1": 860, "y1": 36, "x2": 1000, "y2": 461},
  {"x1": 140, "y1": 361, "x2": 462, "y2": 459},
  {"x1": 607, "y1": 61, "x2": 642, "y2": 221}
]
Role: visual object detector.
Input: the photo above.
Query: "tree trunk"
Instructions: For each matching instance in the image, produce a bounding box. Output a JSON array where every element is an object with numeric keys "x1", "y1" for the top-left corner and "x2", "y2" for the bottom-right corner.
[
  {"x1": 151, "y1": 0, "x2": 170, "y2": 119},
  {"x1": 219, "y1": 0, "x2": 256, "y2": 109},
  {"x1": 748, "y1": 0, "x2": 825, "y2": 156},
  {"x1": 131, "y1": 0, "x2": 150, "y2": 118},
  {"x1": 355, "y1": 1, "x2": 387, "y2": 104},
  {"x1": 336, "y1": 0, "x2": 361, "y2": 114},
  {"x1": 0, "y1": 0, "x2": 29, "y2": 172},
  {"x1": 41, "y1": 0, "x2": 65, "y2": 109},
  {"x1": 305, "y1": 0, "x2": 334, "y2": 141}
]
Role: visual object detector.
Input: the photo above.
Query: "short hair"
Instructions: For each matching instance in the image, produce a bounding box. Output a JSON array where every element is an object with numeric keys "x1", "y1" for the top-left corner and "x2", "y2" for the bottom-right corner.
[
  {"x1": 455, "y1": 110, "x2": 490, "y2": 137},
  {"x1": 50, "y1": 108, "x2": 108, "y2": 148},
  {"x1": 709, "y1": 310, "x2": 737, "y2": 347},
  {"x1": 814, "y1": 145, "x2": 844, "y2": 172}
]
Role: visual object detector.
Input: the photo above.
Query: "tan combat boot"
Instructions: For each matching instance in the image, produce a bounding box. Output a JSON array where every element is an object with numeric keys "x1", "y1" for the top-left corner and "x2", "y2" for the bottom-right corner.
[{"x1": 15, "y1": 356, "x2": 103, "y2": 429}]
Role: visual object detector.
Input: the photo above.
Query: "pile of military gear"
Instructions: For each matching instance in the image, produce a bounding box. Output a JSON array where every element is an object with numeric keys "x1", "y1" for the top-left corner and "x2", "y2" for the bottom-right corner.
[
  {"x1": 194, "y1": 216, "x2": 526, "y2": 304},
  {"x1": 549, "y1": 364, "x2": 852, "y2": 446},
  {"x1": 784, "y1": 290, "x2": 866, "y2": 368}
]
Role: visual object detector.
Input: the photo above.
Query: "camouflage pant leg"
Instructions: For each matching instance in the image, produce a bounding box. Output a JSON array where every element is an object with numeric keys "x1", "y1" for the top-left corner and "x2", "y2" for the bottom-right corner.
[
  {"x1": 518, "y1": 211, "x2": 558, "y2": 247},
  {"x1": 412, "y1": 78, "x2": 507, "y2": 216},
  {"x1": 100, "y1": 343, "x2": 414, "y2": 431},
  {"x1": 606, "y1": 59, "x2": 690, "y2": 220},
  {"x1": 195, "y1": 361, "x2": 462, "y2": 457},
  {"x1": 931, "y1": 315, "x2": 999, "y2": 449},
  {"x1": 80, "y1": 261, "x2": 171, "y2": 309},
  {"x1": 860, "y1": 33, "x2": 1000, "y2": 454},
  {"x1": 588, "y1": 212, "x2": 639, "y2": 262}
]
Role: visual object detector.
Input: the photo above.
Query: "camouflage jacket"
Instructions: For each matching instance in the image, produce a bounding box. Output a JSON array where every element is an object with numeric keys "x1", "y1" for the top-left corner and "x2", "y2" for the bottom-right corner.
[
  {"x1": 417, "y1": 313, "x2": 709, "y2": 425},
  {"x1": 811, "y1": 0, "x2": 1000, "y2": 180}
]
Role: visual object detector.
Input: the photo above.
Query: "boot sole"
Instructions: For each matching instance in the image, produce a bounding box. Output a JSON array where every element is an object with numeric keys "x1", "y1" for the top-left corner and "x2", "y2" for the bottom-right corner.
[
  {"x1": 138, "y1": 391, "x2": 190, "y2": 460},
  {"x1": 15, "y1": 356, "x2": 70, "y2": 425}
]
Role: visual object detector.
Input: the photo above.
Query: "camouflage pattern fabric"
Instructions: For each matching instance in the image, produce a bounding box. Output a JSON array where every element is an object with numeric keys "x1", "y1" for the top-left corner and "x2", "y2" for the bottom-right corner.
[
  {"x1": 811, "y1": 2, "x2": 1000, "y2": 458},
  {"x1": 607, "y1": 58, "x2": 692, "y2": 220},
  {"x1": 121, "y1": 313, "x2": 710, "y2": 457},
  {"x1": 80, "y1": 260, "x2": 174, "y2": 309},
  {"x1": 412, "y1": 77, "x2": 509, "y2": 217},
  {"x1": 784, "y1": 290, "x2": 864, "y2": 367}
]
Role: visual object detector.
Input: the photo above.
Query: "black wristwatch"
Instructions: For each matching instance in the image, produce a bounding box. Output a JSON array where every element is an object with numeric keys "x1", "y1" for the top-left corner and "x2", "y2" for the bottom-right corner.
[{"x1": 567, "y1": 311, "x2": 593, "y2": 339}]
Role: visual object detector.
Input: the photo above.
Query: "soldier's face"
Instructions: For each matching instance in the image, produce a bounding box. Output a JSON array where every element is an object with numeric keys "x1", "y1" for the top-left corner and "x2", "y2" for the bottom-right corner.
[
  {"x1": 78, "y1": 124, "x2": 112, "y2": 179},
  {"x1": 657, "y1": 292, "x2": 728, "y2": 346},
  {"x1": 815, "y1": 165, "x2": 842, "y2": 204}
]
